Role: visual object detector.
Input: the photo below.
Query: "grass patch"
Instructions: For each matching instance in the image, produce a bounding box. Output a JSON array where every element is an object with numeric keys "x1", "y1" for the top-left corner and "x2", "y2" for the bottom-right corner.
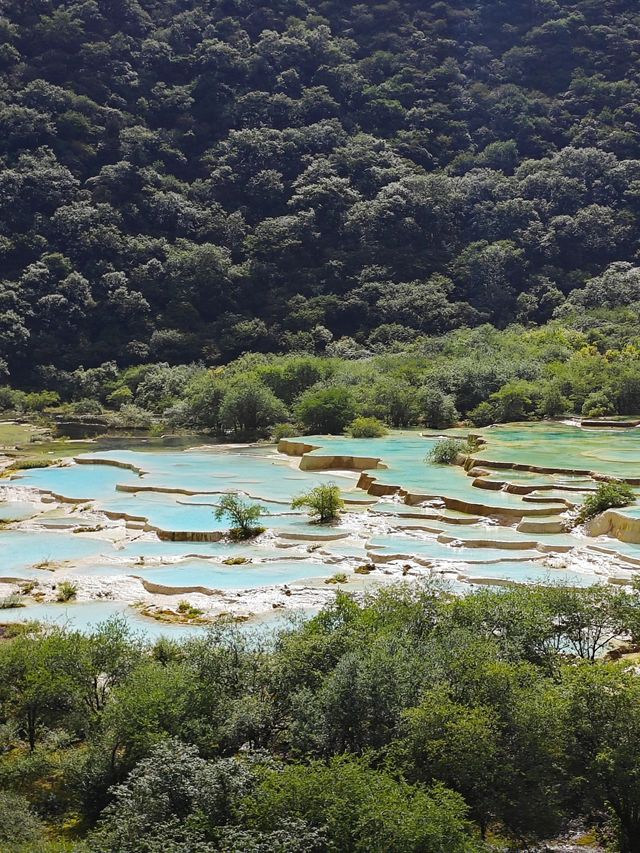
[
  {"x1": 0, "y1": 594, "x2": 25, "y2": 609},
  {"x1": 324, "y1": 572, "x2": 348, "y2": 585},
  {"x1": 55, "y1": 581, "x2": 77, "y2": 603},
  {"x1": 177, "y1": 600, "x2": 204, "y2": 618},
  {"x1": 5, "y1": 457, "x2": 60, "y2": 473}
]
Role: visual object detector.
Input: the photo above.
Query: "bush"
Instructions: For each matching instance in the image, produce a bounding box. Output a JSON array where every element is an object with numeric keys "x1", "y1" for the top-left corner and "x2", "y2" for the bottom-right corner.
[
  {"x1": 428, "y1": 438, "x2": 471, "y2": 465},
  {"x1": 582, "y1": 391, "x2": 616, "y2": 418},
  {"x1": 324, "y1": 572, "x2": 348, "y2": 584},
  {"x1": 348, "y1": 416, "x2": 388, "y2": 438},
  {"x1": 220, "y1": 379, "x2": 288, "y2": 434},
  {"x1": 56, "y1": 581, "x2": 78, "y2": 602},
  {"x1": 215, "y1": 494, "x2": 265, "y2": 539},
  {"x1": 272, "y1": 422, "x2": 300, "y2": 441},
  {"x1": 22, "y1": 390, "x2": 60, "y2": 412},
  {"x1": 0, "y1": 387, "x2": 21, "y2": 411},
  {"x1": 107, "y1": 386, "x2": 134, "y2": 409},
  {"x1": 538, "y1": 384, "x2": 570, "y2": 418},
  {"x1": 295, "y1": 387, "x2": 356, "y2": 434},
  {"x1": 70, "y1": 398, "x2": 104, "y2": 415},
  {"x1": 418, "y1": 388, "x2": 458, "y2": 429},
  {"x1": 578, "y1": 481, "x2": 636, "y2": 523},
  {"x1": 177, "y1": 600, "x2": 204, "y2": 618},
  {"x1": 0, "y1": 791, "x2": 43, "y2": 850},
  {"x1": 114, "y1": 404, "x2": 153, "y2": 429},
  {"x1": 0, "y1": 594, "x2": 24, "y2": 609},
  {"x1": 292, "y1": 484, "x2": 344, "y2": 523},
  {"x1": 468, "y1": 401, "x2": 496, "y2": 427}
]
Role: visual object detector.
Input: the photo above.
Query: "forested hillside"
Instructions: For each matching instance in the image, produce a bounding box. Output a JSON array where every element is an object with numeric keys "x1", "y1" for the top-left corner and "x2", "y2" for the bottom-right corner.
[{"x1": 2, "y1": 0, "x2": 640, "y2": 382}]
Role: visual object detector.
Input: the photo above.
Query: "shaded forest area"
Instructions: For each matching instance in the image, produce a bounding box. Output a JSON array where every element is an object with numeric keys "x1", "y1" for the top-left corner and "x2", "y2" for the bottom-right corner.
[{"x1": 2, "y1": 0, "x2": 640, "y2": 383}]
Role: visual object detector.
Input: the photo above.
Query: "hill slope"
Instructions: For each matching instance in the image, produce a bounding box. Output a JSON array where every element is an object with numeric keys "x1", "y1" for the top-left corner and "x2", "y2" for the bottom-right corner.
[{"x1": 1, "y1": 0, "x2": 640, "y2": 379}]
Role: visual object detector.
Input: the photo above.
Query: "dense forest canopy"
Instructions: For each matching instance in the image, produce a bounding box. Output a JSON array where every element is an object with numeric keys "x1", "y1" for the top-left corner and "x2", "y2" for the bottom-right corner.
[{"x1": 2, "y1": 0, "x2": 640, "y2": 383}]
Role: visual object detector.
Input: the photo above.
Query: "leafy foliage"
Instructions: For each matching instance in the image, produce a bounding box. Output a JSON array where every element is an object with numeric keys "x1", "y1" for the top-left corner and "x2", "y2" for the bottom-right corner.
[
  {"x1": 1, "y1": 0, "x2": 640, "y2": 382},
  {"x1": 291, "y1": 483, "x2": 344, "y2": 523},
  {"x1": 347, "y1": 416, "x2": 388, "y2": 438},
  {"x1": 214, "y1": 494, "x2": 265, "y2": 540},
  {"x1": 428, "y1": 438, "x2": 471, "y2": 465},
  {"x1": 1, "y1": 585, "x2": 640, "y2": 848},
  {"x1": 578, "y1": 481, "x2": 636, "y2": 523}
]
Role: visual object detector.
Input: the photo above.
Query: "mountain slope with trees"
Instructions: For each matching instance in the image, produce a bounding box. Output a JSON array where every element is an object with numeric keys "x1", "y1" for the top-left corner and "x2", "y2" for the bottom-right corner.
[{"x1": 1, "y1": 0, "x2": 640, "y2": 383}]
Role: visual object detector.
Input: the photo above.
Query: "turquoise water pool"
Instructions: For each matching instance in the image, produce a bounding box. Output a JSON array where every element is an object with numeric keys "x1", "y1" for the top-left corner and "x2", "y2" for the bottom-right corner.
[{"x1": 2, "y1": 424, "x2": 638, "y2": 633}]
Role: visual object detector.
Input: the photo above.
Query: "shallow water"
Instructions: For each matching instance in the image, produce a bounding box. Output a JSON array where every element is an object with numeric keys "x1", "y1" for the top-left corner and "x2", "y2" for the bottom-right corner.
[{"x1": 2, "y1": 423, "x2": 640, "y2": 634}]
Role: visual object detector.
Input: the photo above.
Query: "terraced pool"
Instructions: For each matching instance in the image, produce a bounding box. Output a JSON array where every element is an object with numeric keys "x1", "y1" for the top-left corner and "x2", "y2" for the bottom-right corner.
[{"x1": 1, "y1": 421, "x2": 639, "y2": 634}]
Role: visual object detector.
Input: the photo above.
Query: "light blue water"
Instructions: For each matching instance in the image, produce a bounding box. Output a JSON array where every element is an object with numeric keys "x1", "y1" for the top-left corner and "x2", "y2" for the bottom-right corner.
[
  {"x1": 301, "y1": 434, "x2": 568, "y2": 511},
  {"x1": 0, "y1": 530, "x2": 115, "y2": 574},
  {"x1": 3, "y1": 428, "x2": 637, "y2": 630},
  {"x1": 0, "y1": 595, "x2": 316, "y2": 639},
  {"x1": 475, "y1": 422, "x2": 640, "y2": 478},
  {"x1": 367, "y1": 533, "x2": 543, "y2": 563},
  {"x1": 459, "y1": 561, "x2": 604, "y2": 587},
  {"x1": 133, "y1": 559, "x2": 330, "y2": 589}
]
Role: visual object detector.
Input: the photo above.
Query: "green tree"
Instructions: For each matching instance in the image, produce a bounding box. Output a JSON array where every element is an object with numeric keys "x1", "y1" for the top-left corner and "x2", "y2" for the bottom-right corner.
[
  {"x1": 215, "y1": 494, "x2": 265, "y2": 539},
  {"x1": 292, "y1": 484, "x2": 344, "y2": 523},
  {"x1": 418, "y1": 387, "x2": 459, "y2": 429},
  {"x1": 246, "y1": 757, "x2": 480, "y2": 853},
  {"x1": 295, "y1": 387, "x2": 356, "y2": 434},
  {"x1": 219, "y1": 379, "x2": 287, "y2": 433},
  {"x1": 564, "y1": 663, "x2": 640, "y2": 853},
  {"x1": 0, "y1": 628, "x2": 83, "y2": 750}
]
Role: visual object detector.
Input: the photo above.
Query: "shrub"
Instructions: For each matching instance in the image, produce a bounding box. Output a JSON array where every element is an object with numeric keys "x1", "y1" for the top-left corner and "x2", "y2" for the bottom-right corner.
[
  {"x1": 22, "y1": 390, "x2": 61, "y2": 412},
  {"x1": 177, "y1": 600, "x2": 204, "y2": 618},
  {"x1": 0, "y1": 387, "x2": 21, "y2": 411},
  {"x1": 292, "y1": 484, "x2": 344, "y2": 523},
  {"x1": 107, "y1": 386, "x2": 134, "y2": 409},
  {"x1": 325, "y1": 572, "x2": 348, "y2": 584},
  {"x1": 295, "y1": 387, "x2": 356, "y2": 434},
  {"x1": 538, "y1": 384, "x2": 570, "y2": 418},
  {"x1": 220, "y1": 379, "x2": 288, "y2": 434},
  {"x1": 56, "y1": 581, "x2": 78, "y2": 602},
  {"x1": 70, "y1": 398, "x2": 104, "y2": 415},
  {"x1": 6, "y1": 457, "x2": 59, "y2": 472},
  {"x1": 468, "y1": 401, "x2": 496, "y2": 427},
  {"x1": 418, "y1": 388, "x2": 458, "y2": 429},
  {"x1": 215, "y1": 494, "x2": 265, "y2": 539},
  {"x1": 272, "y1": 422, "x2": 300, "y2": 441},
  {"x1": 428, "y1": 438, "x2": 471, "y2": 465},
  {"x1": 348, "y1": 416, "x2": 388, "y2": 438},
  {"x1": 578, "y1": 481, "x2": 636, "y2": 523},
  {"x1": 114, "y1": 403, "x2": 153, "y2": 429},
  {"x1": 0, "y1": 594, "x2": 24, "y2": 609},
  {"x1": 582, "y1": 391, "x2": 616, "y2": 418},
  {"x1": 0, "y1": 791, "x2": 43, "y2": 850}
]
